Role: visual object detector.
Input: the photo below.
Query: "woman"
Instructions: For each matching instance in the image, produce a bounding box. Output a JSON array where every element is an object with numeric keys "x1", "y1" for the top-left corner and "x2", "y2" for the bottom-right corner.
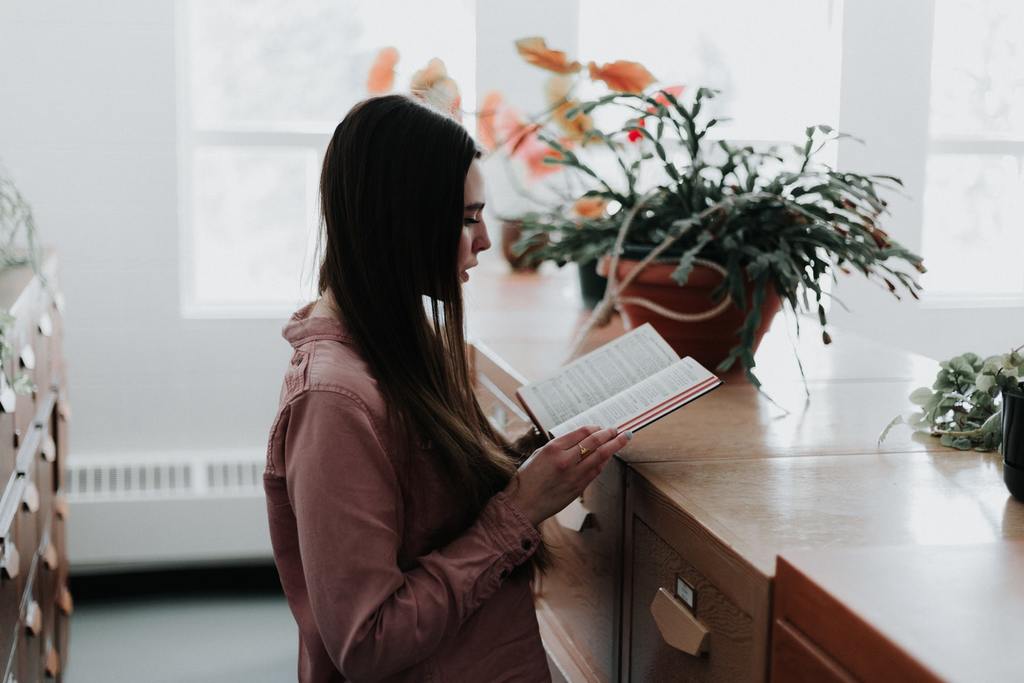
[{"x1": 264, "y1": 94, "x2": 631, "y2": 683}]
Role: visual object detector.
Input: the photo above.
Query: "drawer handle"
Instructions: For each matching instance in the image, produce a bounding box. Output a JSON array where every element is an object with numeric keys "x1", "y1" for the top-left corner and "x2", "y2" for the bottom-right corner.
[
  {"x1": 21, "y1": 481, "x2": 39, "y2": 514},
  {"x1": 0, "y1": 375, "x2": 14, "y2": 414},
  {"x1": 19, "y1": 345, "x2": 35, "y2": 371},
  {"x1": 2, "y1": 542, "x2": 19, "y2": 580},
  {"x1": 555, "y1": 496, "x2": 592, "y2": 532},
  {"x1": 55, "y1": 495, "x2": 68, "y2": 520},
  {"x1": 650, "y1": 587, "x2": 709, "y2": 656},
  {"x1": 57, "y1": 585, "x2": 73, "y2": 616},
  {"x1": 38, "y1": 312, "x2": 53, "y2": 337},
  {"x1": 58, "y1": 400, "x2": 71, "y2": 421},
  {"x1": 24, "y1": 600, "x2": 41, "y2": 637},
  {"x1": 44, "y1": 645, "x2": 60, "y2": 678},
  {"x1": 42, "y1": 542, "x2": 58, "y2": 571},
  {"x1": 41, "y1": 434, "x2": 56, "y2": 463}
]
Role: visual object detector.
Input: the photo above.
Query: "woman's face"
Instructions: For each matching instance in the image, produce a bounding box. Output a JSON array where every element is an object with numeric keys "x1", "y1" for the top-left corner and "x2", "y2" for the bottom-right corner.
[{"x1": 458, "y1": 159, "x2": 490, "y2": 284}]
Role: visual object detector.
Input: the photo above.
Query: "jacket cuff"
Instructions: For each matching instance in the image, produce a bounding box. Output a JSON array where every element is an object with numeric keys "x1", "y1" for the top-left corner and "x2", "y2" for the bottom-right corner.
[{"x1": 480, "y1": 490, "x2": 541, "y2": 571}]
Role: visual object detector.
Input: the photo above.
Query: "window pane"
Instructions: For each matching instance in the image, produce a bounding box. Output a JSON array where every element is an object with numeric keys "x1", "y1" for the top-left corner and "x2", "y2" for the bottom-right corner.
[
  {"x1": 577, "y1": 0, "x2": 842, "y2": 142},
  {"x1": 930, "y1": 0, "x2": 1024, "y2": 138},
  {"x1": 191, "y1": 146, "x2": 318, "y2": 308},
  {"x1": 921, "y1": 154, "x2": 1024, "y2": 296},
  {"x1": 187, "y1": 0, "x2": 476, "y2": 130}
]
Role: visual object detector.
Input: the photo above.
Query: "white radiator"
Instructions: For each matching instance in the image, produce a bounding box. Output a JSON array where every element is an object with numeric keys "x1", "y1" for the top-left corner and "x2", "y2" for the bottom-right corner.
[{"x1": 64, "y1": 449, "x2": 273, "y2": 574}]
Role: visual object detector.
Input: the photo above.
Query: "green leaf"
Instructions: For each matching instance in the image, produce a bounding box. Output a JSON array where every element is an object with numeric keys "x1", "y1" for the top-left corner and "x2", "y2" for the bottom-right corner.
[{"x1": 909, "y1": 387, "x2": 934, "y2": 406}]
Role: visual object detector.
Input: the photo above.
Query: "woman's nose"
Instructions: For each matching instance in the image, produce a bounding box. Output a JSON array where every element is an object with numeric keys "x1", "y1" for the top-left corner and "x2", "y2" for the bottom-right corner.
[{"x1": 475, "y1": 223, "x2": 491, "y2": 253}]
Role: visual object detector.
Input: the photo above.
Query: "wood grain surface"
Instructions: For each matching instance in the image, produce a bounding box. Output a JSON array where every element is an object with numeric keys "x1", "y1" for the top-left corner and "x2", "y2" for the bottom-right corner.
[{"x1": 775, "y1": 544, "x2": 1024, "y2": 683}]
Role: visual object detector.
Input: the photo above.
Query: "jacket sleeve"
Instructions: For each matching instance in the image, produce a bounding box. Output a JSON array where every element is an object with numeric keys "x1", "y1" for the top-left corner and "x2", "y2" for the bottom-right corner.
[{"x1": 283, "y1": 389, "x2": 540, "y2": 680}]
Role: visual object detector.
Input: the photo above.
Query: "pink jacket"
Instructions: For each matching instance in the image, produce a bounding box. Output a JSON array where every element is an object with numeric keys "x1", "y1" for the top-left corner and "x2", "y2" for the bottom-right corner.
[{"x1": 264, "y1": 303, "x2": 550, "y2": 682}]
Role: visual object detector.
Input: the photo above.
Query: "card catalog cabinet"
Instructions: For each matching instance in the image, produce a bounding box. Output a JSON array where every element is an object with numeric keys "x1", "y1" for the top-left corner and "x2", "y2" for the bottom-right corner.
[
  {"x1": 620, "y1": 470, "x2": 770, "y2": 683},
  {"x1": 0, "y1": 253, "x2": 71, "y2": 681}
]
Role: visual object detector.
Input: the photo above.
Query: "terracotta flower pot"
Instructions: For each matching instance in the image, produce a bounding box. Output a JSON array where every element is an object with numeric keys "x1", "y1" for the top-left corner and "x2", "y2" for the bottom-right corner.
[
  {"x1": 597, "y1": 255, "x2": 782, "y2": 373},
  {"x1": 500, "y1": 220, "x2": 545, "y2": 272}
]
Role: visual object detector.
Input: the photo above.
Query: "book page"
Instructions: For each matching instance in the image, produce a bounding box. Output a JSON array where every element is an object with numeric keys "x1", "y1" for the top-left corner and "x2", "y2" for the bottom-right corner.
[
  {"x1": 549, "y1": 357, "x2": 720, "y2": 438},
  {"x1": 516, "y1": 324, "x2": 679, "y2": 432}
]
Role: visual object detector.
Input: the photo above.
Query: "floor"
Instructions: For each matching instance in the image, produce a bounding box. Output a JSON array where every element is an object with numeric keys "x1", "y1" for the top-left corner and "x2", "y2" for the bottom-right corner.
[{"x1": 65, "y1": 566, "x2": 296, "y2": 683}]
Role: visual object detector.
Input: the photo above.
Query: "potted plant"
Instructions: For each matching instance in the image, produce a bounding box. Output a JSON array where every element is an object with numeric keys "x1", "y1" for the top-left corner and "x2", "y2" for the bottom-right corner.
[
  {"x1": 882, "y1": 346, "x2": 1024, "y2": 498},
  {"x1": 480, "y1": 38, "x2": 924, "y2": 385}
]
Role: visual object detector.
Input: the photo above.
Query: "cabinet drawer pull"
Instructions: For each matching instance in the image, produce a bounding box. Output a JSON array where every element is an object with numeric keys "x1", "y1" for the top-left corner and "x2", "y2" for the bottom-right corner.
[
  {"x1": 555, "y1": 496, "x2": 592, "y2": 531},
  {"x1": 57, "y1": 585, "x2": 73, "y2": 616},
  {"x1": 650, "y1": 587, "x2": 709, "y2": 656},
  {"x1": 1, "y1": 543, "x2": 18, "y2": 580},
  {"x1": 21, "y1": 481, "x2": 39, "y2": 514},
  {"x1": 18, "y1": 346, "x2": 34, "y2": 371},
  {"x1": 38, "y1": 312, "x2": 53, "y2": 337},
  {"x1": 24, "y1": 600, "x2": 41, "y2": 637},
  {"x1": 44, "y1": 645, "x2": 60, "y2": 677},
  {"x1": 0, "y1": 375, "x2": 14, "y2": 414},
  {"x1": 42, "y1": 542, "x2": 58, "y2": 571},
  {"x1": 41, "y1": 434, "x2": 56, "y2": 463},
  {"x1": 55, "y1": 495, "x2": 68, "y2": 520}
]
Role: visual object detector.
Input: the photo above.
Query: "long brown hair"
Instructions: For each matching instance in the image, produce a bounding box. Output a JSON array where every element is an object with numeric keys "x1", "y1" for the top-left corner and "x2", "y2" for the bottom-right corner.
[{"x1": 317, "y1": 95, "x2": 525, "y2": 521}]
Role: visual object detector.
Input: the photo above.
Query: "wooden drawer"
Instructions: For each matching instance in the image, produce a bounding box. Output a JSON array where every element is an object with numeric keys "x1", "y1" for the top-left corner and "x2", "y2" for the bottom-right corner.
[
  {"x1": 622, "y1": 471, "x2": 770, "y2": 682},
  {"x1": 17, "y1": 566, "x2": 42, "y2": 683},
  {"x1": 53, "y1": 569, "x2": 70, "y2": 681},
  {"x1": 12, "y1": 325, "x2": 37, "y2": 449},
  {"x1": 12, "y1": 478, "x2": 39, "y2": 595},
  {"x1": 770, "y1": 620, "x2": 854, "y2": 683},
  {"x1": 0, "y1": 417, "x2": 13, "y2": 503},
  {"x1": 53, "y1": 395, "x2": 69, "y2": 495},
  {"x1": 535, "y1": 457, "x2": 625, "y2": 683}
]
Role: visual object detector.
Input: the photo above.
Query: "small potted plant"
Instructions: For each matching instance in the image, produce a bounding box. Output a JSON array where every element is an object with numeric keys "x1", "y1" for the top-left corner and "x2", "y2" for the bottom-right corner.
[
  {"x1": 482, "y1": 38, "x2": 924, "y2": 386},
  {"x1": 882, "y1": 345, "x2": 1024, "y2": 498},
  {"x1": 1004, "y1": 367, "x2": 1024, "y2": 500}
]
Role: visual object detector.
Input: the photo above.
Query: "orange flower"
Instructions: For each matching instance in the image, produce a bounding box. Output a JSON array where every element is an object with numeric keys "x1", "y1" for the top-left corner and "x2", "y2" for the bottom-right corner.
[
  {"x1": 477, "y1": 91, "x2": 503, "y2": 150},
  {"x1": 521, "y1": 140, "x2": 564, "y2": 179},
  {"x1": 572, "y1": 196, "x2": 608, "y2": 219},
  {"x1": 588, "y1": 60, "x2": 656, "y2": 93},
  {"x1": 545, "y1": 75, "x2": 592, "y2": 142},
  {"x1": 652, "y1": 85, "x2": 685, "y2": 108},
  {"x1": 366, "y1": 47, "x2": 399, "y2": 94},
  {"x1": 410, "y1": 58, "x2": 462, "y2": 120},
  {"x1": 515, "y1": 37, "x2": 582, "y2": 74}
]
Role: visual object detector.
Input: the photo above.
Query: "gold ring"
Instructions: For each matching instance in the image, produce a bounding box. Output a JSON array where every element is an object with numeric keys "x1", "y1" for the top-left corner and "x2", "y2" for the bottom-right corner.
[{"x1": 578, "y1": 444, "x2": 591, "y2": 462}]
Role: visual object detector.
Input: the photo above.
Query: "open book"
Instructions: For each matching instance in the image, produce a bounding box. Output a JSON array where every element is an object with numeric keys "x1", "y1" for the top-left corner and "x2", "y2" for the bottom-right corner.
[{"x1": 515, "y1": 324, "x2": 723, "y2": 438}]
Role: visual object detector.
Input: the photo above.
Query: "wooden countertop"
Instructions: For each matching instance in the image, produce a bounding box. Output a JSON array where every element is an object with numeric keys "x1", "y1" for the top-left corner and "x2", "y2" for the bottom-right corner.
[
  {"x1": 633, "y1": 451, "x2": 1021, "y2": 578},
  {"x1": 465, "y1": 257, "x2": 946, "y2": 462},
  {"x1": 777, "y1": 542, "x2": 1024, "y2": 683}
]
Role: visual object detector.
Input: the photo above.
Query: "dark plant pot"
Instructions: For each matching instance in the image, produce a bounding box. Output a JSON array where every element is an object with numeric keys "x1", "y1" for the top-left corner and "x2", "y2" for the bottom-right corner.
[
  {"x1": 1003, "y1": 386, "x2": 1024, "y2": 501},
  {"x1": 577, "y1": 259, "x2": 608, "y2": 310},
  {"x1": 597, "y1": 251, "x2": 781, "y2": 375}
]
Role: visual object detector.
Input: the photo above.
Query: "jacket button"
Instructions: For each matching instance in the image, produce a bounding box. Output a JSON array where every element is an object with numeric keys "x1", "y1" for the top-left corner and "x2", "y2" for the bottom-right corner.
[
  {"x1": 291, "y1": 355, "x2": 302, "y2": 366},
  {"x1": 521, "y1": 539, "x2": 533, "y2": 551}
]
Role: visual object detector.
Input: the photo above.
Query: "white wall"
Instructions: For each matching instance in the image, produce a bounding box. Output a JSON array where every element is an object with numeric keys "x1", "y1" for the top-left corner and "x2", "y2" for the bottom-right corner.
[
  {"x1": 0, "y1": 0, "x2": 580, "y2": 462},
  {"x1": 0, "y1": 0, "x2": 287, "y2": 457}
]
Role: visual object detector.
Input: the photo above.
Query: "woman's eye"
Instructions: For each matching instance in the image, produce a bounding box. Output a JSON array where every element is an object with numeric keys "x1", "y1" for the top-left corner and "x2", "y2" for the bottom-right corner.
[{"x1": 463, "y1": 218, "x2": 480, "y2": 226}]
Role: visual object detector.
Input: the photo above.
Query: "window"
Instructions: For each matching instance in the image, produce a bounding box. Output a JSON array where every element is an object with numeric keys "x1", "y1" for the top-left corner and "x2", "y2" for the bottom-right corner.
[
  {"x1": 178, "y1": 0, "x2": 476, "y2": 315},
  {"x1": 577, "y1": 0, "x2": 843, "y2": 144},
  {"x1": 922, "y1": 0, "x2": 1024, "y2": 301}
]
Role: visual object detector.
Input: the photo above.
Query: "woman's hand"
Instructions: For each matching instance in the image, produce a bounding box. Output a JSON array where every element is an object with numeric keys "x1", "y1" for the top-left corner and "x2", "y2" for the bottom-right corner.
[{"x1": 505, "y1": 425, "x2": 632, "y2": 527}]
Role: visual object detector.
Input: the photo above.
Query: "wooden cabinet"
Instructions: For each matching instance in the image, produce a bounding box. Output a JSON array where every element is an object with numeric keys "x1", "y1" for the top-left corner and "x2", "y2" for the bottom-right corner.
[
  {"x1": 621, "y1": 470, "x2": 765, "y2": 682},
  {"x1": 535, "y1": 457, "x2": 626, "y2": 683},
  {"x1": 0, "y1": 253, "x2": 71, "y2": 681},
  {"x1": 465, "y1": 266, "x2": 1024, "y2": 683},
  {"x1": 772, "y1": 544, "x2": 1024, "y2": 683}
]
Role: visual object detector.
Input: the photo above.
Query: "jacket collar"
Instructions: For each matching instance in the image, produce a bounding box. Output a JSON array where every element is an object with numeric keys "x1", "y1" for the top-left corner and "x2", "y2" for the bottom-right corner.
[{"x1": 282, "y1": 301, "x2": 352, "y2": 348}]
